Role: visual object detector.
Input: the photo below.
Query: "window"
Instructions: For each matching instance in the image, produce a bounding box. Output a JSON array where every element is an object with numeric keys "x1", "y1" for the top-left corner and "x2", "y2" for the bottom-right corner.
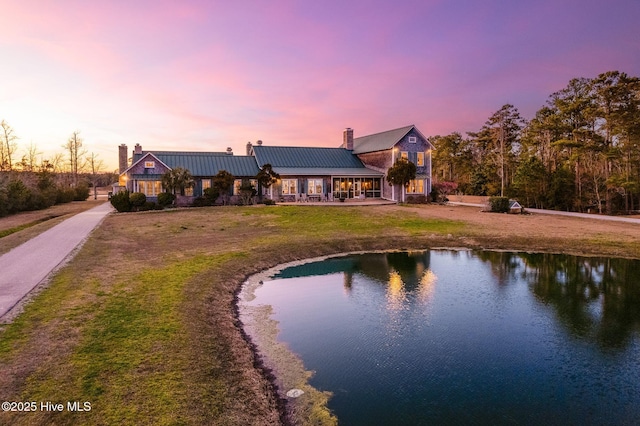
[
  {"x1": 137, "y1": 180, "x2": 162, "y2": 196},
  {"x1": 417, "y1": 152, "x2": 425, "y2": 167},
  {"x1": 407, "y1": 179, "x2": 424, "y2": 194},
  {"x1": 202, "y1": 179, "x2": 211, "y2": 190},
  {"x1": 281, "y1": 179, "x2": 298, "y2": 195},
  {"x1": 408, "y1": 136, "x2": 417, "y2": 143},
  {"x1": 144, "y1": 161, "x2": 155, "y2": 168},
  {"x1": 233, "y1": 179, "x2": 257, "y2": 195},
  {"x1": 400, "y1": 151, "x2": 408, "y2": 160},
  {"x1": 307, "y1": 179, "x2": 323, "y2": 195}
]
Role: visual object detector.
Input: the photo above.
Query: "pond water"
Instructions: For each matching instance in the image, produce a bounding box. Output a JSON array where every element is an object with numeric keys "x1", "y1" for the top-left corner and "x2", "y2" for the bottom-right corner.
[{"x1": 240, "y1": 250, "x2": 640, "y2": 425}]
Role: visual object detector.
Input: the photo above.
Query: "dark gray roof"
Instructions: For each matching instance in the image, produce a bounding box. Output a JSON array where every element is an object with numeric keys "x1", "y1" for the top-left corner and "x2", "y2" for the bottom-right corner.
[
  {"x1": 352, "y1": 125, "x2": 416, "y2": 154},
  {"x1": 147, "y1": 151, "x2": 260, "y2": 177}
]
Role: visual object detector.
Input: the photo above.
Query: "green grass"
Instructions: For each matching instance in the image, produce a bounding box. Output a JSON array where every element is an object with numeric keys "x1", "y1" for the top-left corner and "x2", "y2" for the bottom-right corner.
[
  {"x1": 4, "y1": 204, "x2": 636, "y2": 425},
  {"x1": 0, "y1": 218, "x2": 52, "y2": 239}
]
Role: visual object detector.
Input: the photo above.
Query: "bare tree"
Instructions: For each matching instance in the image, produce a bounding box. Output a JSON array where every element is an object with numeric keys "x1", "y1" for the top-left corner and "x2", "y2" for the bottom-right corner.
[
  {"x1": 64, "y1": 131, "x2": 87, "y2": 185},
  {"x1": 19, "y1": 142, "x2": 42, "y2": 171},
  {"x1": 86, "y1": 152, "x2": 105, "y2": 199},
  {"x1": 0, "y1": 120, "x2": 18, "y2": 171}
]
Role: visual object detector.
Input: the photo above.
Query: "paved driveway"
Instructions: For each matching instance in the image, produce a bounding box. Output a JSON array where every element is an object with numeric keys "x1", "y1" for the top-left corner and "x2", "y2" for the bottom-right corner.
[{"x1": 0, "y1": 202, "x2": 113, "y2": 320}]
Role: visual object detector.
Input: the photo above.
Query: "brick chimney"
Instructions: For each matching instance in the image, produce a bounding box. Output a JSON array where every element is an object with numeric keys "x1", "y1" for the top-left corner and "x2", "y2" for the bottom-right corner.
[
  {"x1": 246, "y1": 141, "x2": 252, "y2": 155},
  {"x1": 343, "y1": 128, "x2": 354, "y2": 150},
  {"x1": 118, "y1": 144, "x2": 128, "y2": 173}
]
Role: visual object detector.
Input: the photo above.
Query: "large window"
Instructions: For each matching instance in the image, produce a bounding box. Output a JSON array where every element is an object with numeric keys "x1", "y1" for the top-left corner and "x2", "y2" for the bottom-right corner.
[
  {"x1": 202, "y1": 179, "x2": 211, "y2": 190},
  {"x1": 407, "y1": 179, "x2": 424, "y2": 194},
  {"x1": 282, "y1": 179, "x2": 298, "y2": 195},
  {"x1": 400, "y1": 151, "x2": 408, "y2": 160},
  {"x1": 137, "y1": 180, "x2": 162, "y2": 196},
  {"x1": 233, "y1": 179, "x2": 257, "y2": 195},
  {"x1": 417, "y1": 152, "x2": 425, "y2": 167},
  {"x1": 307, "y1": 179, "x2": 323, "y2": 195}
]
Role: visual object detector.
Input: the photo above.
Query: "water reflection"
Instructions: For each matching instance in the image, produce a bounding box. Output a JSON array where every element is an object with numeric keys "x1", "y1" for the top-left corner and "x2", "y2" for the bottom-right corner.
[
  {"x1": 244, "y1": 249, "x2": 640, "y2": 425},
  {"x1": 476, "y1": 251, "x2": 640, "y2": 349}
]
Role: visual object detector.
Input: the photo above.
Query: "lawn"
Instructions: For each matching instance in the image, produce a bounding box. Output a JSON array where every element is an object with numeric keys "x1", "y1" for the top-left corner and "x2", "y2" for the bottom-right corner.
[{"x1": 1, "y1": 204, "x2": 639, "y2": 425}]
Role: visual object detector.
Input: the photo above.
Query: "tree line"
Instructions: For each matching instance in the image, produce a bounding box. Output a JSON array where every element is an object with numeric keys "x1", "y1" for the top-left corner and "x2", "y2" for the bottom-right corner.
[
  {"x1": 431, "y1": 71, "x2": 640, "y2": 214},
  {"x1": 0, "y1": 122, "x2": 116, "y2": 216}
]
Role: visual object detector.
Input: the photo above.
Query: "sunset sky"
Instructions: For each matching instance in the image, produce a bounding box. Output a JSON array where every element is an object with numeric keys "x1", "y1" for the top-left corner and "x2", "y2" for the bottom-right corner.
[{"x1": 1, "y1": 0, "x2": 639, "y2": 171}]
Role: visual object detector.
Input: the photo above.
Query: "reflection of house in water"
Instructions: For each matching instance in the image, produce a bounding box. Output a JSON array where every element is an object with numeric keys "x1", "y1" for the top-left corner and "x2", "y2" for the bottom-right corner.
[{"x1": 276, "y1": 252, "x2": 437, "y2": 309}]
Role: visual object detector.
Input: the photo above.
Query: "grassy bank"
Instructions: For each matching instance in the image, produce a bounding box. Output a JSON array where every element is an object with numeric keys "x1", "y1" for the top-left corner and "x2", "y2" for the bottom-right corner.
[{"x1": 1, "y1": 204, "x2": 639, "y2": 425}]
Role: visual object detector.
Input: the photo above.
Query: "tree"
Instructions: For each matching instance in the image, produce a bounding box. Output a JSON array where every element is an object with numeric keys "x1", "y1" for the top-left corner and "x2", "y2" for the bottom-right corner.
[
  {"x1": 511, "y1": 156, "x2": 547, "y2": 208},
  {"x1": 430, "y1": 132, "x2": 474, "y2": 192},
  {"x1": 86, "y1": 152, "x2": 105, "y2": 200},
  {"x1": 161, "y1": 167, "x2": 194, "y2": 197},
  {"x1": 387, "y1": 158, "x2": 416, "y2": 202},
  {"x1": 255, "y1": 163, "x2": 280, "y2": 201},
  {"x1": 64, "y1": 131, "x2": 87, "y2": 186},
  {"x1": 213, "y1": 170, "x2": 235, "y2": 205},
  {"x1": 477, "y1": 104, "x2": 526, "y2": 197},
  {"x1": 1, "y1": 120, "x2": 18, "y2": 171}
]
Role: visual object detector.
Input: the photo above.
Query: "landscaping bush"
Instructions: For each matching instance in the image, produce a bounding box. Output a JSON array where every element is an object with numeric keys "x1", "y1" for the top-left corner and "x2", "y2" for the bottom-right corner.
[
  {"x1": 56, "y1": 187, "x2": 76, "y2": 204},
  {"x1": 73, "y1": 183, "x2": 90, "y2": 201},
  {"x1": 0, "y1": 188, "x2": 8, "y2": 217},
  {"x1": 129, "y1": 192, "x2": 147, "y2": 209},
  {"x1": 489, "y1": 196, "x2": 510, "y2": 213},
  {"x1": 142, "y1": 201, "x2": 157, "y2": 211},
  {"x1": 192, "y1": 196, "x2": 211, "y2": 207},
  {"x1": 405, "y1": 195, "x2": 428, "y2": 204},
  {"x1": 203, "y1": 187, "x2": 219, "y2": 205},
  {"x1": 6, "y1": 180, "x2": 31, "y2": 213},
  {"x1": 157, "y1": 192, "x2": 176, "y2": 207},
  {"x1": 110, "y1": 190, "x2": 131, "y2": 212},
  {"x1": 262, "y1": 198, "x2": 276, "y2": 205}
]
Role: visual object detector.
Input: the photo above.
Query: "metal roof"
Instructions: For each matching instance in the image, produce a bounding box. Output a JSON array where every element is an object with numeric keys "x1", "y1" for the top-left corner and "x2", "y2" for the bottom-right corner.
[
  {"x1": 148, "y1": 151, "x2": 260, "y2": 177},
  {"x1": 352, "y1": 125, "x2": 416, "y2": 154},
  {"x1": 252, "y1": 145, "x2": 368, "y2": 169},
  {"x1": 270, "y1": 167, "x2": 383, "y2": 177}
]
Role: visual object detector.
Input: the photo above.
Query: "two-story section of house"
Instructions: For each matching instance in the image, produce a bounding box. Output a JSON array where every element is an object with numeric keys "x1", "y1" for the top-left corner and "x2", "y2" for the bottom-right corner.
[{"x1": 347, "y1": 125, "x2": 434, "y2": 201}]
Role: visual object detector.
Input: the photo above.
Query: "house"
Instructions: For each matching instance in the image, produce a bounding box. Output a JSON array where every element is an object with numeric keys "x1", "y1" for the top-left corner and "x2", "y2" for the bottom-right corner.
[
  {"x1": 115, "y1": 125, "x2": 433, "y2": 203},
  {"x1": 350, "y1": 125, "x2": 434, "y2": 201},
  {"x1": 250, "y1": 142, "x2": 383, "y2": 201},
  {"x1": 116, "y1": 144, "x2": 260, "y2": 202}
]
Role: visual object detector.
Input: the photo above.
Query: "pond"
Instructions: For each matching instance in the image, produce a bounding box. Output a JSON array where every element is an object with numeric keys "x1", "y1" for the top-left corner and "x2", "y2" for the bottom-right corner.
[{"x1": 239, "y1": 250, "x2": 640, "y2": 425}]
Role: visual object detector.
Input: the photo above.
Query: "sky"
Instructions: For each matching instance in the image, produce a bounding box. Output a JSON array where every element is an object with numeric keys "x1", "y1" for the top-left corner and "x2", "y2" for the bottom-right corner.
[{"x1": 1, "y1": 0, "x2": 639, "y2": 172}]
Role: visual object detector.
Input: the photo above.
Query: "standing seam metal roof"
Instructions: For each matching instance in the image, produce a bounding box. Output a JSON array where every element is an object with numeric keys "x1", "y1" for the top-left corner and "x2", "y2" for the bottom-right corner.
[
  {"x1": 147, "y1": 152, "x2": 260, "y2": 177},
  {"x1": 351, "y1": 125, "x2": 416, "y2": 154},
  {"x1": 252, "y1": 146, "x2": 369, "y2": 169}
]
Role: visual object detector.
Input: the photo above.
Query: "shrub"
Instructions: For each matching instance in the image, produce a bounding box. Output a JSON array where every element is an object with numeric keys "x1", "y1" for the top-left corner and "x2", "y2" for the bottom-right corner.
[
  {"x1": 157, "y1": 192, "x2": 176, "y2": 207},
  {"x1": 129, "y1": 192, "x2": 147, "y2": 208},
  {"x1": 405, "y1": 195, "x2": 428, "y2": 204},
  {"x1": 6, "y1": 180, "x2": 31, "y2": 213},
  {"x1": 110, "y1": 190, "x2": 131, "y2": 212},
  {"x1": 489, "y1": 196, "x2": 510, "y2": 213},
  {"x1": 73, "y1": 183, "x2": 90, "y2": 201},
  {"x1": 203, "y1": 187, "x2": 219, "y2": 205},
  {"x1": 142, "y1": 201, "x2": 157, "y2": 211},
  {"x1": 0, "y1": 188, "x2": 8, "y2": 217},
  {"x1": 56, "y1": 187, "x2": 76, "y2": 204},
  {"x1": 192, "y1": 196, "x2": 211, "y2": 207},
  {"x1": 262, "y1": 199, "x2": 276, "y2": 205}
]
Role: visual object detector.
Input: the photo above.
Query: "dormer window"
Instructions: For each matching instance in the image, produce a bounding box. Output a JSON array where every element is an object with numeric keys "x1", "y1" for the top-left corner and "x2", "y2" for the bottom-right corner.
[
  {"x1": 408, "y1": 136, "x2": 417, "y2": 143},
  {"x1": 144, "y1": 161, "x2": 155, "y2": 168}
]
